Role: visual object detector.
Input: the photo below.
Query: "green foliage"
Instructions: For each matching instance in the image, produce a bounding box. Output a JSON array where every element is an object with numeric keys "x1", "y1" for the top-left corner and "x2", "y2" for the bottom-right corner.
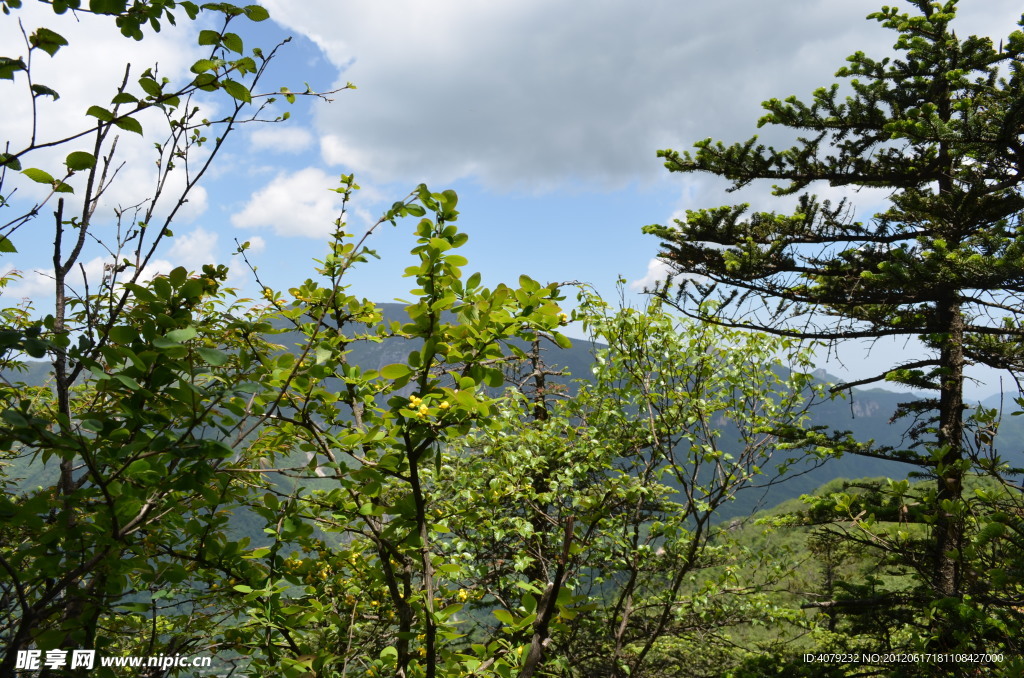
[
  {"x1": 222, "y1": 182, "x2": 572, "y2": 677},
  {"x1": 0, "y1": 265, "x2": 280, "y2": 676},
  {"x1": 444, "y1": 291, "x2": 823, "y2": 678},
  {"x1": 707, "y1": 476, "x2": 1023, "y2": 676},
  {"x1": 5, "y1": 0, "x2": 1021, "y2": 675},
  {"x1": 215, "y1": 226, "x2": 824, "y2": 677},
  {"x1": 645, "y1": 0, "x2": 1024, "y2": 663},
  {"x1": 0, "y1": 1, "x2": 350, "y2": 674}
]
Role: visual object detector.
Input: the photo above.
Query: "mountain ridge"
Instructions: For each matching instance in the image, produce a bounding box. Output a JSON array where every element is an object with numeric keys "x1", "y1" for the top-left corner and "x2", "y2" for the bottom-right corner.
[{"x1": 4, "y1": 302, "x2": 1020, "y2": 517}]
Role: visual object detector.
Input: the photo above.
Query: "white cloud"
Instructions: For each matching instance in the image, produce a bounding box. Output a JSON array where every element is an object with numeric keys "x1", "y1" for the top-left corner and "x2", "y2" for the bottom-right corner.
[
  {"x1": 167, "y1": 227, "x2": 219, "y2": 269},
  {"x1": 231, "y1": 167, "x2": 343, "y2": 238},
  {"x1": 1, "y1": 224, "x2": 220, "y2": 308},
  {"x1": 257, "y1": 0, "x2": 1023, "y2": 193},
  {"x1": 140, "y1": 258, "x2": 176, "y2": 281},
  {"x1": 0, "y1": 0, "x2": 222, "y2": 294},
  {"x1": 0, "y1": 4, "x2": 204, "y2": 188},
  {"x1": 629, "y1": 257, "x2": 674, "y2": 292},
  {"x1": 0, "y1": 265, "x2": 55, "y2": 306},
  {"x1": 249, "y1": 126, "x2": 315, "y2": 153},
  {"x1": 1, "y1": 256, "x2": 118, "y2": 306}
]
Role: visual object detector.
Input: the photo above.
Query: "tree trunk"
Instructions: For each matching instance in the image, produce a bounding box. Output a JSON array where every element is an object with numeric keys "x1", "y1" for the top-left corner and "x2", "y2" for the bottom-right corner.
[{"x1": 933, "y1": 295, "x2": 965, "y2": 650}]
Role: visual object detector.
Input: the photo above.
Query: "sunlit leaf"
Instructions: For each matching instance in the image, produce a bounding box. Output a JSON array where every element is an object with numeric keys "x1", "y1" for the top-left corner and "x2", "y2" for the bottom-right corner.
[
  {"x1": 22, "y1": 168, "x2": 55, "y2": 184},
  {"x1": 114, "y1": 116, "x2": 143, "y2": 135},
  {"x1": 86, "y1": 105, "x2": 114, "y2": 122},
  {"x1": 221, "y1": 79, "x2": 251, "y2": 103},
  {"x1": 244, "y1": 5, "x2": 269, "y2": 21},
  {"x1": 222, "y1": 32, "x2": 243, "y2": 54},
  {"x1": 65, "y1": 151, "x2": 96, "y2": 171},
  {"x1": 198, "y1": 29, "x2": 220, "y2": 46}
]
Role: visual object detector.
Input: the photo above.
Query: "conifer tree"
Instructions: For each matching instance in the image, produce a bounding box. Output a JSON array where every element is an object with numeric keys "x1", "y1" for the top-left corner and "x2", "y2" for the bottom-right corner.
[{"x1": 644, "y1": 0, "x2": 1024, "y2": 660}]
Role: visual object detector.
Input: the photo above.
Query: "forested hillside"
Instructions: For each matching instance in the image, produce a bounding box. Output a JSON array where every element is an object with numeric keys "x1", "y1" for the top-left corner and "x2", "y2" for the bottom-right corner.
[
  {"x1": 2, "y1": 1, "x2": 1023, "y2": 677},
  {"x1": 10, "y1": 307, "x2": 1011, "y2": 520}
]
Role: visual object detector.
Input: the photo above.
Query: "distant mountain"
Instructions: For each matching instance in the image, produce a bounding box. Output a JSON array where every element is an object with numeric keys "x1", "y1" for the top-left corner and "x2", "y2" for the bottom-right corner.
[
  {"x1": 5, "y1": 303, "x2": 1020, "y2": 518},
  {"x1": 261, "y1": 304, "x2": 1024, "y2": 516}
]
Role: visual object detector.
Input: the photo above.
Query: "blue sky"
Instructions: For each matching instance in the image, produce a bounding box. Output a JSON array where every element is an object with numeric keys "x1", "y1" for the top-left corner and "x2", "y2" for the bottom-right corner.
[{"x1": 1, "y1": 0, "x2": 1022, "y2": 399}]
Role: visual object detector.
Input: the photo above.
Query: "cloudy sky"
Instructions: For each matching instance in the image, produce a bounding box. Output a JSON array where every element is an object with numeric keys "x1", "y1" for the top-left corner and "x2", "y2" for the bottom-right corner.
[{"x1": 2, "y1": 0, "x2": 1022, "y2": 398}]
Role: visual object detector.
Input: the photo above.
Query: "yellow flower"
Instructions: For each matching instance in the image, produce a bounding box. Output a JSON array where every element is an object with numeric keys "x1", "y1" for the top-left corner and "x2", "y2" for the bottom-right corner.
[
  {"x1": 439, "y1": 401, "x2": 450, "y2": 410},
  {"x1": 418, "y1": 404, "x2": 429, "y2": 416}
]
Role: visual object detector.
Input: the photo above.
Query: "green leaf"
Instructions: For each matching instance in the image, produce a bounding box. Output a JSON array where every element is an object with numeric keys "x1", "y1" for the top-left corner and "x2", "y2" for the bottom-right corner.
[
  {"x1": 107, "y1": 325, "x2": 137, "y2": 343},
  {"x1": 0, "y1": 56, "x2": 27, "y2": 80},
  {"x1": 23, "y1": 338, "x2": 46, "y2": 358},
  {"x1": 198, "y1": 29, "x2": 220, "y2": 46},
  {"x1": 493, "y1": 609, "x2": 515, "y2": 625},
  {"x1": 191, "y1": 58, "x2": 217, "y2": 74},
  {"x1": 139, "y1": 76, "x2": 162, "y2": 98},
  {"x1": 29, "y1": 27, "x2": 68, "y2": 57},
  {"x1": 162, "y1": 564, "x2": 189, "y2": 584},
  {"x1": 232, "y1": 584, "x2": 253, "y2": 594},
  {"x1": 86, "y1": 105, "x2": 114, "y2": 122},
  {"x1": 114, "y1": 116, "x2": 143, "y2": 135},
  {"x1": 0, "y1": 154, "x2": 22, "y2": 170},
  {"x1": 165, "y1": 327, "x2": 197, "y2": 343},
  {"x1": 197, "y1": 347, "x2": 229, "y2": 366},
  {"x1": 380, "y1": 363, "x2": 412, "y2": 380},
  {"x1": 110, "y1": 91, "x2": 137, "y2": 105},
  {"x1": 89, "y1": 0, "x2": 129, "y2": 15},
  {"x1": 192, "y1": 73, "x2": 217, "y2": 90},
  {"x1": 22, "y1": 168, "x2": 55, "y2": 185},
  {"x1": 221, "y1": 32, "x2": 243, "y2": 54},
  {"x1": 126, "y1": 459, "x2": 150, "y2": 475},
  {"x1": 0, "y1": 237, "x2": 16, "y2": 253},
  {"x1": 114, "y1": 374, "x2": 141, "y2": 390},
  {"x1": 65, "y1": 151, "x2": 96, "y2": 171},
  {"x1": 519, "y1": 274, "x2": 540, "y2": 291},
  {"x1": 482, "y1": 368, "x2": 503, "y2": 388},
  {"x1": 244, "y1": 4, "x2": 270, "y2": 21},
  {"x1": 179, "y1": 278, "x2": 204, "y2": 300},
  {"x1": 221, "y1": 79, "x2": 251, "y2": 103},
  {"x1": 169, "y1": 266, "x2": 187, "y2": 286},
  {"x1": 30, "y1": 84, "x2": 60, "y2": 100}
]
